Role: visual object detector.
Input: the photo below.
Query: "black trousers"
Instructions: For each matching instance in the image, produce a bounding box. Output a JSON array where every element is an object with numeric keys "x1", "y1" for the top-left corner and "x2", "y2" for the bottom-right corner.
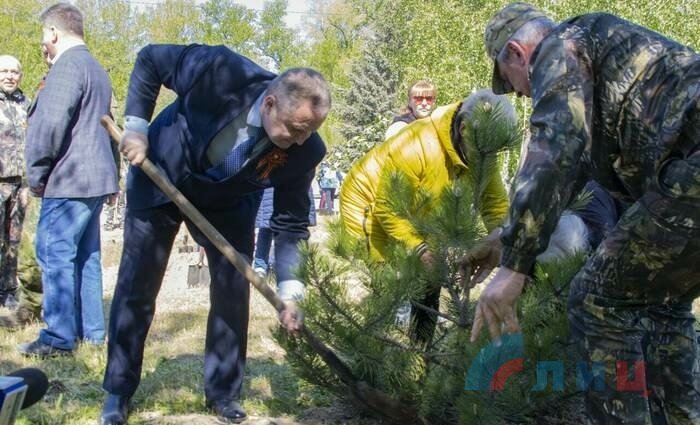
[
  {"x1": 103, "y1": 198, "x2": 257, "y2": 402},
  {"x1": 409, "y1": 285, "x2": 441, "y2": 349}
]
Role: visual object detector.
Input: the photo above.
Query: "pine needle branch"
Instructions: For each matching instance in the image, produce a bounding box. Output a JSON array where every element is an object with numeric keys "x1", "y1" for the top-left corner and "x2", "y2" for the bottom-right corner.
[{"x1": 410, "y1": 300, "x2": 461, "y2": 325}]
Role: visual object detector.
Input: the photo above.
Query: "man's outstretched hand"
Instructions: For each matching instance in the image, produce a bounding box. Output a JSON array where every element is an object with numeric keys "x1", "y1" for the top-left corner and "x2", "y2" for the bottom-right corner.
[
  {"x1": 470, "y1": 267, "x2": 526, "y2": 343},
  {"x1": 279, "y1": 300, "x2": 304, "y2": 334},
  {"x1": 459, "y1": 228, "x2": 502, "y2": 288}
]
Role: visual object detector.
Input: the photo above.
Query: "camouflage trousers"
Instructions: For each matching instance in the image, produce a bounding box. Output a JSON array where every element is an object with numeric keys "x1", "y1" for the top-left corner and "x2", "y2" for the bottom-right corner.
[
  {"x1": 16, "y1": 195, "x2": 42, "y2": 320},
  {"x1": 568, "y1": 190, "x2": 700, "y2": 424},
  {"x1": 0, "y1": 178, "x2": 26, "y2": 304}
]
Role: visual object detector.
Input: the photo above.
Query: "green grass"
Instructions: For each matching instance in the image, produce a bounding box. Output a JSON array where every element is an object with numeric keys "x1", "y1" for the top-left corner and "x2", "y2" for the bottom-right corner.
[
  {"x1": 0, "y1": 213, "x2": 379, "y2": 425},
  {"x1": 0, "y1": 293, "x2": 347, "y2": 425},
  {"x1": 2, "y1": 289, "x2": 694, "y2": 424}
]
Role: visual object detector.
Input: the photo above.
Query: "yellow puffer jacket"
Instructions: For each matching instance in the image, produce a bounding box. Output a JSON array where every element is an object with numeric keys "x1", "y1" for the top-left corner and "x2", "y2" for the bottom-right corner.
[{"x1": 339, "y1": 102, "x2": 508, "y2": 259}]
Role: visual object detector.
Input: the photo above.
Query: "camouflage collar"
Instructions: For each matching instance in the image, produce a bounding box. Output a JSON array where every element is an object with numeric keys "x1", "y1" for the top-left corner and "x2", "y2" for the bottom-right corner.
[{"x1": 0, "y1": 88, "x2": 26, "y2": 103}]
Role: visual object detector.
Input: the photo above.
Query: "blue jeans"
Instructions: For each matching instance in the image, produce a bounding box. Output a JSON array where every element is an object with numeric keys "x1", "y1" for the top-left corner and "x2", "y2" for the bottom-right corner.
[
  {"x1": 253, "y1": 227, "x2": 273, "y2": 271},
  {"x1": 37, "y1": 197, "x2": 105, "y2": 349}
]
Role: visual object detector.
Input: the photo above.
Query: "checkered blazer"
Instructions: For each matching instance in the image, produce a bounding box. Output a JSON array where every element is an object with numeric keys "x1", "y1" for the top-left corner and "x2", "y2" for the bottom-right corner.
[{"x1": 26, "y1": 45, "x2": 118, "y2": 198}]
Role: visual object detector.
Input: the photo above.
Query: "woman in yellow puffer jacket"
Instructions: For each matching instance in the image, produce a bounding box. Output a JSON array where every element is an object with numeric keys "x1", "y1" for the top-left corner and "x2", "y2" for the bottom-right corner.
[{"x1": 340, "y1": 90, "x2": 514, "y2": 262}]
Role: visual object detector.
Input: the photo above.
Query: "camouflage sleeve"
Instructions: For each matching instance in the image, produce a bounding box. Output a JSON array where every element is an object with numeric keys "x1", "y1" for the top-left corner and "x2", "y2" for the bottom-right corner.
[
  {"x1": 658, "y1": 106, "x2": 700, "y2": 199},
  {"x1": 499, "y1": 36, "x2": 593, "y2": 274},
  {"x1": 18, "y1": 98, "x2": 30, "y2": 184}
]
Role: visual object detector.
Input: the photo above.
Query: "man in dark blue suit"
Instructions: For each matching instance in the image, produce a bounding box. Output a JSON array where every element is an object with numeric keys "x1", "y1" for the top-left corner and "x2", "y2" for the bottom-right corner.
[{"x1": 100, "y1": 44, "x2": 330, "y2": 425}]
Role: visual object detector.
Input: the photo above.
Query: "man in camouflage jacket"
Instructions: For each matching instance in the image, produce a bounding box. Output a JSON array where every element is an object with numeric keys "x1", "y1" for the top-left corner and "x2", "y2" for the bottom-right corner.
[
  {"x1": 0, "y1": 55, "x2": 30, "y2": 309},
  {"x1": 0, "y1": 50, "x2": 54, "y2": 328},
  {"x1": 466, "y1": 3, "x2": 700, "y2": 424}
]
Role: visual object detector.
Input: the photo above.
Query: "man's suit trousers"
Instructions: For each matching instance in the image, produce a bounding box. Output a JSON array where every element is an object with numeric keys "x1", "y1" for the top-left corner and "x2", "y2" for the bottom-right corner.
[{"x1": 103, "y1": 195, "x2": 259, "y2": 402}]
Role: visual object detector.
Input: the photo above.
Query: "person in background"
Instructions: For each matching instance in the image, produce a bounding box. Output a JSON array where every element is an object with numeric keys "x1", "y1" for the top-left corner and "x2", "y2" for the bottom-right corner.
[
  {"x1": 317, "y1": 162, "x2": 342, "y2": 215},
  {"x1": 384, "y1": 79, "x2": 437, "y2": 139},
  {"x1": 0, "y1": 46, "x2": 53, "y2": 329},
  {"x1": 253, "y1": 187, "x2": 316, "y2": 278},
  {"x1": 0, "y1": 55, "x2": 30, "y2": 311}
]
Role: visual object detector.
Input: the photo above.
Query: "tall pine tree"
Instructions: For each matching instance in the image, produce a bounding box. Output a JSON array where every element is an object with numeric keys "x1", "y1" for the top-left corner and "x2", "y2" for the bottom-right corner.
[{"x1": 330, "y1": 35, "x2": 399, "y2": 171}]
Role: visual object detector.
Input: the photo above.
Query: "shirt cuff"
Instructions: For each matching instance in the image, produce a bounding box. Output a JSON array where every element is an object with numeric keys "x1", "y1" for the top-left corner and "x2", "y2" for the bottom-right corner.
[
  {"x1": 124, "y1": 115, "x2": 149, "y2": 135},
  {"x1": 413, "y1": 242, "x2": 428, "y2": 257},
  {"x1": 500, "y1": 245, "x2": 537, "y2": 275},
  {"x1": 277, "y1": 279, "x2": 305, "y2": 301}
]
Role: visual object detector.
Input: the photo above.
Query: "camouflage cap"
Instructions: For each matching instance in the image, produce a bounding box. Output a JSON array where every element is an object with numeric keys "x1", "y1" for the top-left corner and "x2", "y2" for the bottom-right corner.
[{"x1": 485, "y1": 2, "x2": 547, "y2": 94}]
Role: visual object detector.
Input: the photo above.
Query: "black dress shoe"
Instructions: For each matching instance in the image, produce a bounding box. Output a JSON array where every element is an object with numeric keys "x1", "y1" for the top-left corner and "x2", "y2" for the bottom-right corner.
[
  {"x1": 206, "y1": 399, "x2": 247, "y2": 423},
  {"x1": 100, "y1": 393, "x2": 130, "y2": 425},
  {"x1": 17, "y1": 339, "x2": 72, "y2": 358}
]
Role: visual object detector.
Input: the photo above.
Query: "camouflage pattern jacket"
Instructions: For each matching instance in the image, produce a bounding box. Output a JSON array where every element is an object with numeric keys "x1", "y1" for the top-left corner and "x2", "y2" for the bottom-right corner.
[
  {"x1": 0, "y1": 89, "x2": 30, "y2": 179},
  {"x1": 501, "y1": 13, "x2": 700, "y2": 274}
]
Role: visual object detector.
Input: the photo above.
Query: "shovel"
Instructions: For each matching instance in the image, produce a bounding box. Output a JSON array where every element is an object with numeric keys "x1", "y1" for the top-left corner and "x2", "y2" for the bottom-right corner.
[{"x1": 101, "y1": 116, "x2": 426, "y2": 424}]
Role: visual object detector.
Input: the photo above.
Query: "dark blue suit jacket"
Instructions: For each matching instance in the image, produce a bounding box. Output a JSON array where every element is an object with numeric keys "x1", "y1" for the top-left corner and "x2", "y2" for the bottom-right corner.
[{"x1": 125, "y1": 44, "x2": 326, "y2": 280}]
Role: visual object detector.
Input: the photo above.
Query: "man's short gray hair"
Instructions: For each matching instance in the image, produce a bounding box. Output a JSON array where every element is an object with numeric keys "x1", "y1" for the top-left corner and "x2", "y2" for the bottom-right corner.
[
  {"x1": 0, "y1": 55, "x2": 21, "y2": 73},
  {"x1": 267, "y1": 68, "x2": 331, "y2": 115},
  {"x1": 40, "y1": 3, "x2": 84, "y2": 38}
]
